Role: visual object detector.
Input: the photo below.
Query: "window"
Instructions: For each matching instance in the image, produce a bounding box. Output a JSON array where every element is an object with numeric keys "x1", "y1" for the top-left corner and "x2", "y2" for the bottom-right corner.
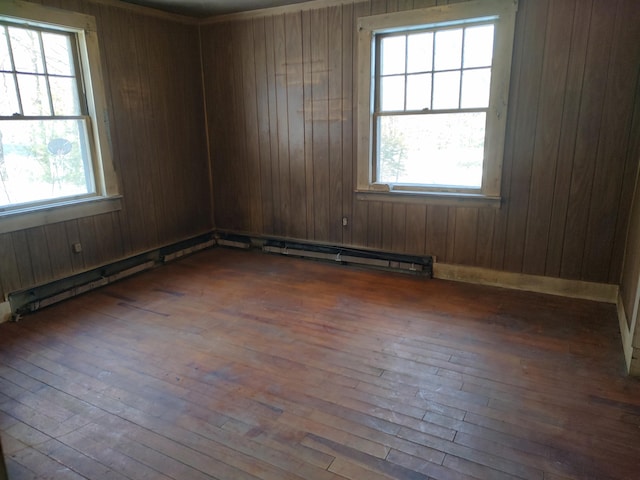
[
  {"x1": 357, "y1": 0, "x2": 517, "y2": 204},
  {"x1": 0, "y1": 1, "x2": 119, "y2": 233}
]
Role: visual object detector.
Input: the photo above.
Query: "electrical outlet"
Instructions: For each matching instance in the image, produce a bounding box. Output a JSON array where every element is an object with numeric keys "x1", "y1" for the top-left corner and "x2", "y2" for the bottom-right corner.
[
  {"x1": 342, "y1": 216, "x2": 348, "y2": 227},
  {"x1": 72, "y1": 242, "x2": 82, "y2": 253}
]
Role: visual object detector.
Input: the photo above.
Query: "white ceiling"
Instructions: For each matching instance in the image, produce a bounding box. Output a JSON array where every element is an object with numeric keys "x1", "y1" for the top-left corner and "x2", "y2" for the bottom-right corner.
[{"x1": 119, "y1": 0, "x2": 315, "y2": 17}]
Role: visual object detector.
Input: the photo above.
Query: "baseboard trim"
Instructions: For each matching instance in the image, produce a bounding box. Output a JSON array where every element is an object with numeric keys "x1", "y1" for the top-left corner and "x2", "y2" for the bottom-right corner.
[
  {"x1": 617, "y1": 294, "x2": 633, "y2": 373},
  {"x1": 0, "y1": 301, "x2": 11, "y2": 324},
  {"x1": 433, "y1": 263, "x2": 618, "y2": 304}
]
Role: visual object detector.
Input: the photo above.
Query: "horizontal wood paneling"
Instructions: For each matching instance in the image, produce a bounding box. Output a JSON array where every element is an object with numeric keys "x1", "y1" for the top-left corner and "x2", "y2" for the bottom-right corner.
[
  {"x1": 201, "y1": 0, "x2": 640, "y2": 285},
  {"x1": 0, "y1": 0, "x2": 212, "y2": 299}
]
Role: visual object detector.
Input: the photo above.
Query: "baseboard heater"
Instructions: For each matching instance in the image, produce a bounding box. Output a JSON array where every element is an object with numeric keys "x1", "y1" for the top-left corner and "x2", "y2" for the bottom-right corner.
[
  {"x1": 261, "y1": 239, "x2": 433, "y2": 277},
  {"x1": 8, "y1": 233, "x2": 215, "y2": 320}
]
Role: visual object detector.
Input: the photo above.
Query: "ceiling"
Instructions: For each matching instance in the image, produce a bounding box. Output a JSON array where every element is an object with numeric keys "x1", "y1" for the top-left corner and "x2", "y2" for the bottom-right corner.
[{"x1": 118, "y1": 0, "x2": 315, "y2": 17}]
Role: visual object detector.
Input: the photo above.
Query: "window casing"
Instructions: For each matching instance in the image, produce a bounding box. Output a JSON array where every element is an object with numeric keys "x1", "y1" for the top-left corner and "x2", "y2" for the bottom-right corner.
[
  {"x1": 357, "y1": 0, "x2": 518, "y2": 205},
  {"x1": 0, "y1": 1, "x2": 120, "y2": 233}
]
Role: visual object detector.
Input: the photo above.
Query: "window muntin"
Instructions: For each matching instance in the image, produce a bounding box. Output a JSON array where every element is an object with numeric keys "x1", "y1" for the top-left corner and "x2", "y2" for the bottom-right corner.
[
  {"x1": 357, "y1": 0, "x2": 518, "y2": 202},
  {"x1": 0, "y1": 22, "x2": 97, "y2": 210}
]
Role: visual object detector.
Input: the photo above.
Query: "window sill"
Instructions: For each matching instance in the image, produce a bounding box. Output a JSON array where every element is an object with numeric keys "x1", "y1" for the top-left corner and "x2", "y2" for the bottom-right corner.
[
  {"x1": 0, "y1": 195, "x2": 122, "y2": 234},
  {"x1": 355, "y1": 189, "x2": 502, "y2": 208}
]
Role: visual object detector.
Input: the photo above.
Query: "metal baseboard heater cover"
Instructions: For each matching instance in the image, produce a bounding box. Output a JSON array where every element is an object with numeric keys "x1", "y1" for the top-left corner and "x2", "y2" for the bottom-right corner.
[
  {"x1": 261, "y1": 239, "x2": 433, "y2": 276},
  {"x1": 8, "y1": 234, "x2": 214, "y2": 319}
]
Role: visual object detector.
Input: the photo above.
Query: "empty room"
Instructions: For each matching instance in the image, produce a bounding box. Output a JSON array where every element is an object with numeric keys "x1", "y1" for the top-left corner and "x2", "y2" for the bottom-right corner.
[{"x1": 1, "y1": 0, "x2": 640, "y2": 479}]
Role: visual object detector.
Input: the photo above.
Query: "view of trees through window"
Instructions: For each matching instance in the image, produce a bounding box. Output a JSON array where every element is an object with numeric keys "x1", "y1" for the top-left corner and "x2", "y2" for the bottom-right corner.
[{"x1": 0, "y1": 23, "x2": 93, "y2": 209}]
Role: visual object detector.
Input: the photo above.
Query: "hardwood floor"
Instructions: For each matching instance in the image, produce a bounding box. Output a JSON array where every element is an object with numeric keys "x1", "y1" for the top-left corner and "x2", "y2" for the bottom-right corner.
[{"x1": 1, "y1": 247, "x2": 639, "y2": 480}]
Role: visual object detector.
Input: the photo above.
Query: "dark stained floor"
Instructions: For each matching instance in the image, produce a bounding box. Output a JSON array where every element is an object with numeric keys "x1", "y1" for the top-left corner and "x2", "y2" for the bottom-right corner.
[{"x1": 1, "y1": 247, "x2": 639, "y2": 479}]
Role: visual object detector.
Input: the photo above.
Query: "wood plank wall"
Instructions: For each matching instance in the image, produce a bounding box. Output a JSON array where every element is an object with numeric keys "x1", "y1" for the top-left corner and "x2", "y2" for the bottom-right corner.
[
  {"x1": 201, "y1": 0, "x2": 640, "y2": 285},
  {"x1": 0, "y1": 0, "x2": 212, "y2": 300}
]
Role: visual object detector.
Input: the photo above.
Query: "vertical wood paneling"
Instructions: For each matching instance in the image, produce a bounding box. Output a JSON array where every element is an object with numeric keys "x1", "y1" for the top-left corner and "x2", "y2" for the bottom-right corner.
[
  {"x1": 350, "y1": 1, "x2": 371, "y2": 248},
  {"x1": 489, "y1": 0, "x2": 528, "y2": 272},
  {"x1": 64, "y1": 220, "x2": 84, "y2": 273},
  {"x1": 302, "y1": 9, "x2": 315, "y2": 240},
  {"x1": 254, "y1": 17, "x2": 276, "y2": 235},
  {"x1": 475, "y1": 208, "x2": 495, "y2": 269},
  {"x1": 26, "y1": 228, "x2": 52, "y2": 286},
  {"x1": 583, "y1": 0, "x2": 640, "y2": 283},
  {"x1": 405, "y1": 204, "x2": 426, "y2": 255},
  {"x1": 285, "y1": 12, "x2": 307, "y2": 239},
  {"x1": 382, "y1": 203, "x2": 393, "y2": 251},
  {"x1": 452, "y1": 208, "x2": 478, "y2": 266},
  {"x1": 544, "y1": 0, "x2": 593, "y2": 278},
  {"x1": 341, "y1": 2, "x2": 354, "y2": 246},
  {"x1": 521, "y1": 0, "x2": 575, "y2": 276},
  {"x1": 120, "y1": 9, "x2": 160, "y2": 252},
  {"x1": 502, "y1": 0, "x2": 549, "y2": 273},
  {"x1": 92, "y1": 213, "x2": 123, "y2": 265},
  {"x1": 311, "y1": 8, "x2": 330, "y2": 241},
  {"x1": 136, "y1": 16, "x2": 167, "y2": 245},
  {"x1": 328, "y1": 5, "x2": 344, "y2": 244},
  {"x1": 10, "y1": 231, "x2": 34, "y2": 288},
  {"x1": 274, "y1": 14, "x2": 292, "y2": 236},
  {"x1": 264, "y1": 16, "x2": 282, "y2": 235},
  {"x1": 231, "y1": 22, "x2": 252, "y2": 233},
  {"x1": 445, "y1": 207, "x2": 456, "y2": 261},
  {"x1": 391, "y1": 204, "x2": 406, "y2": 253},
  {"x1": 0, "y1": 234, "x2": 20, "y2": 295},
  {"x1": 44, "y1": 223, "x2": 73, "y2": 280},
  {"x1": 77, "y1": 217, "x2": 100, "y2": 268},
  {"x1": 425, "y1": 206, "x2": 447, "y2": 262},
  {"x1": 141, "y1": 15, "x2": 173, "y2": 242},
  {"x1": 560, "y1": 0, "x2": 617, "y2": 280},
  {"x1": 367, "y1": 202, "x2": 383, "y2": 250},
  {"x1": 239, "y1": 19, "x2": 263, "y2": 234},
  {"x1": 205, "y1": 22, "x2": 233, "y2": 230}
]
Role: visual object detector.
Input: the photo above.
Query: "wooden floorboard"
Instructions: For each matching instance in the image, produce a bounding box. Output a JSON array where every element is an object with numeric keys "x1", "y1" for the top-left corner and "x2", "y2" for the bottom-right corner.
[{"x1": 1, "y1": 247, "x2": 639, "y2": 480}]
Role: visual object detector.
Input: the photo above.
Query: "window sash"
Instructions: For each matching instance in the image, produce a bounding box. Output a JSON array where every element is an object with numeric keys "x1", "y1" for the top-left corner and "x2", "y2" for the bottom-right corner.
[
  {"x1": 0, "y1": 18, "x2": 101, "y2": 213},
  {"x1": 356, "y1": 0, "x2": 518, "y2": 201},
  {"x1": 0, "y1": 21, "x2": 84, "y2": 118},
  {"x1": 374, "y1": 21, "x2": 495, "y2": 115}
]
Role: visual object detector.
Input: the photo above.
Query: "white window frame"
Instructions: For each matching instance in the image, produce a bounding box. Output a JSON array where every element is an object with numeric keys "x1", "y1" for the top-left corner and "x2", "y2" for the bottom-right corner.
[
  {"x1": 0, "y1": 0, "x2": 120, "y2": 234},
  {"x1": 356, "y1": 0, "x2": 517, "y2": 206}
]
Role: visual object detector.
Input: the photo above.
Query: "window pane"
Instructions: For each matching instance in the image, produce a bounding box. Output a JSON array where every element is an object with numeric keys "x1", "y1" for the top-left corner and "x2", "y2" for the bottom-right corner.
[
  {"x1": 434, "y1": 28, "x2": 462, "y2": 71},
  {"x1": 377, "y1": 112, "x2": 485, "y2": 187},
  {"x1": 0, "y1": 119, "x2": 93, "y2": 208},
  {"x1": 0, "y1": 27, "x2": 12, "y2": 71},
  {"x1": 381, "y1": 35, "x2": 406, "y2": 75},
  {"x1": 461, "y1": 68, "x2": 491, "y2": 108},
  {"x1": 50, "y1": 77, "x2": 81, "y2": 115},
  {"x1": 9, "y1": 27, "x2": 45, "y2": 74},
  {"x1": 464, "y1": 24, "x2": 494, "y2": 68},
  {"x1": 407, "y1": 32, "x2": 433, "y2": 73},
  {"x1": 432, "y1": 71, "x2": 460, "y2": 109},
  {"x1": 17, "y1": 74, "x2": 51, "y2": 115},
  {"x1": 380, "y1": 75, "x2": 405, "y2": 111},
  {"x1": 0, "y1": 73, "x2": 20, "y2": 115},
  {"x1": 406, "y1": 73, "x2": 431, "y2": 111},
  {"x1": 42, "y1": 32, "x2": 75, "y2": 76}
]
